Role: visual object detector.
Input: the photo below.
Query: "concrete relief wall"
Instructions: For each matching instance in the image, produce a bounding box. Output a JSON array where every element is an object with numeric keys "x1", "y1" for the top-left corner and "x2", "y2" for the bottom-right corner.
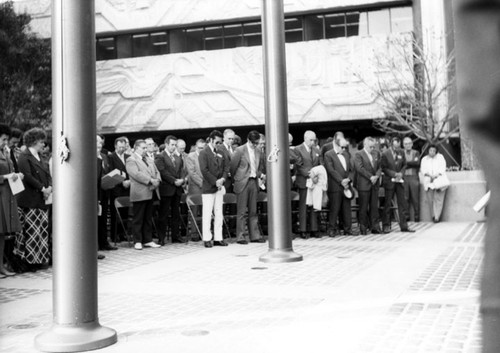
[
  {"x1": 96, "y1": 34, "x2": 410, "y2": 133},
  {"x1": 15, "y1": 0, "x2": 400, "y2": 37}
]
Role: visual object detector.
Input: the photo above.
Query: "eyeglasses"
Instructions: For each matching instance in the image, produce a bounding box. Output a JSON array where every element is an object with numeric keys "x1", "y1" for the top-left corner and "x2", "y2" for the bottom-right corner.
[
  {"x1": 215, "y1": 141, "x2": 222, "y2": 145},
  {"x1": 340, "y1": 146, "x2": 347, "y2": 150}
]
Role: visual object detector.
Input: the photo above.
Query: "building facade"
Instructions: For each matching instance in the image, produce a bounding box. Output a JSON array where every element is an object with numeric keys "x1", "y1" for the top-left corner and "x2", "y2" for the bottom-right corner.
[{"x1": 12, "y1": 0, "x2": 452, "y2": 148}]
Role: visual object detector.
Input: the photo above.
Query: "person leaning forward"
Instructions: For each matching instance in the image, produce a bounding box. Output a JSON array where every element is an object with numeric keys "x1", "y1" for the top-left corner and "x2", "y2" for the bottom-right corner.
[{"x1": 126, "y1": 139, "x2": 162, "y2": 250}]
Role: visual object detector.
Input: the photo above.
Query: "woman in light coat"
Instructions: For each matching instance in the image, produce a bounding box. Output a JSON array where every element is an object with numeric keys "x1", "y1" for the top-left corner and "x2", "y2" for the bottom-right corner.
[{"x1": 420, "y1": 145, "x2": 449, "y2": 223}]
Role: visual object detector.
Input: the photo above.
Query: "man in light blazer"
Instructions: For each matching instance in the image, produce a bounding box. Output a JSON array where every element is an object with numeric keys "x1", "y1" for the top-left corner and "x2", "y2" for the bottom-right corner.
[
  {"x1": 381, "y1": 136, "x2": 415, "y2": 233},
  {"x1": 354, "y1": 137, "x2": 382, "y2": 235},
  {"x1": 230, "y1": 130, "x2": 265, "y2": 244},
  {"x1": 294, "y1": 130, "x2": 321, "y2": 238},
  {"x1": 126, "y1": 139, "x2": 161, "y2": 250},
  {"x1": 324, "y1": 137, "x2": 355, "y2": 236},
  {"x1": 154, "y1": 135, "x2": 186, "y2": 244}
]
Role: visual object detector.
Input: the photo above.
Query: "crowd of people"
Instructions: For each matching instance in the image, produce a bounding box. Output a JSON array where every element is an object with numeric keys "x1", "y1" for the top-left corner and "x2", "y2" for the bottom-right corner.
[{"x1": 0, "y1": 124, "x2": 451, "y2": 277}]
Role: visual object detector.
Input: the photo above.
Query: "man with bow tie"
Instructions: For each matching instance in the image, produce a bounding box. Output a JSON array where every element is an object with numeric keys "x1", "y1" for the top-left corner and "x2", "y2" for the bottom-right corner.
[
  {"x1": 354, "y1": 137, "x2": 382, "y2": 235},
  {"x1": 155, "y1": 135, "x2": 186, "y2": 244},
  {"x1": 381, "y1": 136, "x2": 415, "y2": 233}
]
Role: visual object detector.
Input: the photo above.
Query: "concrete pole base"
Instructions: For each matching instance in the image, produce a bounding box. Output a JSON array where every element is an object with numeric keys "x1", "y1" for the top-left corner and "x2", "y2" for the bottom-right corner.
[
  {"x1": 259, "y1": 248, "x2": 303, "y2": 263},
  {"x1": 35, "y1": 321, "x2": 117, "y2": 352}
]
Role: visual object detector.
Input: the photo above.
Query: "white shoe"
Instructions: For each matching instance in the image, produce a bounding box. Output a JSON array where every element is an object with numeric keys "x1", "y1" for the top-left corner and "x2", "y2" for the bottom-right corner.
[
  {"x1": 134, "y1": 242, "x2": 143, "y2": 250},
  {"x1": 144, "y1": 241, "x2": 161, "y2": 248}
]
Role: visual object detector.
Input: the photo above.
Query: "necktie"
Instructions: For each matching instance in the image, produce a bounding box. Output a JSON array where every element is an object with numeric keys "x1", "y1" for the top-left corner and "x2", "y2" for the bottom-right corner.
[
  {"x1": 310, "y1": 148, "x2": 314, "y2": 160},
  {"x1": 142, "y1": 156, "x2": 149, "y2": 166},
  {"x1": 170, "y1": 154, "x2": 175, "y2": 167}
]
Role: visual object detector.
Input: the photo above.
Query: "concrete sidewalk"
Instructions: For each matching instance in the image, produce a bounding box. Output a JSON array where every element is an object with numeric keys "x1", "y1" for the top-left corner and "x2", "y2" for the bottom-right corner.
[{"x1": 0, "y1": 221, "x2": 483, "y2": 353}]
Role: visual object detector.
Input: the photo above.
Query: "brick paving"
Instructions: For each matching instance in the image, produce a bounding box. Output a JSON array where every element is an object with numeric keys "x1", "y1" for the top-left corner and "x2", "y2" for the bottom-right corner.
[{"x1": 0, "y1": 221, "x2": 485, "y2": 353}]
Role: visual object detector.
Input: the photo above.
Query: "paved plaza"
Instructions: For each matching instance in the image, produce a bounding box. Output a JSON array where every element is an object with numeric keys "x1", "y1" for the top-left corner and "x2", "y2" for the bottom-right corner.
[{"x1": 0, "y1": 221, "x2": 484, "y2": 353}]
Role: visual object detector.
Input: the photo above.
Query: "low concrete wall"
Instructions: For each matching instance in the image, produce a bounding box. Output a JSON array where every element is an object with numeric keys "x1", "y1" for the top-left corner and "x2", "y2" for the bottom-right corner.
[{"x1": 419, "y1": 170, "x2": 487, "y2": 222}]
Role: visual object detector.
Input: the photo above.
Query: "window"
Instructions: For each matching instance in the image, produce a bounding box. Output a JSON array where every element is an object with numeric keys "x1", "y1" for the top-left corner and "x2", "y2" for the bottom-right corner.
[
  {"x1": 346, "y1": 12, "x2": 361, "y2": 37},
  {"x1": 151, "y1": 32, "x2": 168, "y2": 55},
  {"x1": 304, "y1": 15, "x2": 324, "y2": 41},
  {"x1": 325, "y1": 13, "x2": 346, "y2": 39},
  {"x1": 132, "y1": 33, "x2": 150, "y2": 57},
  {"x1": 285, "y1": 17, "x2": 303, "y2": 43},
  {"x1": 204, "y1": 26, "x2": 224, "y2": 51},
  {"x1": 243, "y1": 22, "x2": 262, "y2": 47},
  {"x1": 224, "y1": 24, "x2": 243, "y2": 48},
  {"x1": 185, "y1": 28, "x2": 204, "y2": 52},
  {"x1": 96, "y1": 37, "x2": 116, "y2": 60}
]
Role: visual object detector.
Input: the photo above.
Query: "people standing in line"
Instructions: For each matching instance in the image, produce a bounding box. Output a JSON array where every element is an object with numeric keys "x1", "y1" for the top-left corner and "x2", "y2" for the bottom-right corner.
[
  {"x1": 185, "y1": 138, "x2": 206, "y2": 240},
  {"x1": 198, "y1": 130, "x2": 229, "y2": 248},
  {"x1": 230, "y1": 130, "x2": 266, "y2": 244},
  {"x1": 324, "y1": 137, "x2": 355, "y2": 236},
  {"x1": 154, "y1": 135, "x2": 186, "y2": 244},
  {"x1": 294, "y1": 130, "x2": 321, "y2": 239},
  {"x1": 354, "y1": 137, "x2": 382, "y2": 235},
  {"x1": 220, "y1": 129, "x2": 235, "y2": 193},
  {"x1": 0, "y1": 124, "x2": 23, "y2": 277},
  {"x1": 126, "y1": 139, "x2": 162, "y2": 250},
  {"x1": 14, "y1": 128, "x2": 53, "y2": 270},
  {"x1": 381, "y1": 136, "x2": 415, "y2": 233},
  {"x1": 97, "y1": 135, "x2": 117, "y2": 251},
  {"x1": 108, "y1": 136, "x2": 131, "y2": 243},
  {"x1": 420, "y1": 145, "x2": 449, "y2": 223},
  {"x1": 403, "y1": 137, "x2": 421, "y2": 222}
]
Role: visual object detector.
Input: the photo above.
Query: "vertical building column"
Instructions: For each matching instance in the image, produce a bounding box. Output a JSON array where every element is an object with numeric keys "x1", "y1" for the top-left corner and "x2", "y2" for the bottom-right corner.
[
  {"x1": 35, "y1": 1, "x2": 117, "y2": 351},
  {"x1": 259, "y1": 0, "x2": 302, "y2": 263}
]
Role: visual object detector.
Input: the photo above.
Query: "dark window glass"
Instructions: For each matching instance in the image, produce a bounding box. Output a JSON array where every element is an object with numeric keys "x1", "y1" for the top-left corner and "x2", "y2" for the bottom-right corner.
[
  {"x1": 169, "y1": 29, "x2": 186, "y2": 53},
  {"x1": 285, "y1": 17, "x2": 303, "y2": 43},
  {"x1": 150, "y1": 31, "x2": 168, "y2": 55},
  {"x1": 185, "y1": 28, "x2": 204, "y2": 52},
  {"x1": 304, "y1": 15, "x2": 324, "y2": 41},
  {"x1": 132, "y1": 33, "x2": 150, "y2": 57},
  {"x1": 243, "y1": 22, "x2": 262, "y2": 47},
  {"x1": 325, "y1": 13, "x2": 346, "y2": 38},
  {"x1": 346, "y1": 12, "x2": 360, "y2": 37},
  {"x1": 96, "y1": 37, "x2": 116, "y2": 60},
  {"x1": 224, "y1": 24, "x2": 243, "y2": 48},
  {"x1": 116, "y1": 35, "x2": 132, "y2": 58},
  {"x1": 204, "y1": 26, "x2": 223, "y2": 50}
]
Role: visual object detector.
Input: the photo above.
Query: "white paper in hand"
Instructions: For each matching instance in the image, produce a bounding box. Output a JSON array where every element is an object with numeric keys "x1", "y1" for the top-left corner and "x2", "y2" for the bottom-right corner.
[{"x1": 7, "y1": 174, "x2": 24, "y2": 195}]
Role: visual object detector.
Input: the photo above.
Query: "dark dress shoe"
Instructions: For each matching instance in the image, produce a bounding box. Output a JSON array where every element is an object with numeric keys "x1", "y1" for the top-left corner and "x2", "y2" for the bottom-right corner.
[
  {"x1": 382, "y1": 227, "x2": 391, "y2": 234},
  {"x1": 344, "y1": 230, "x2": 359, "y2": 236},
  {"x1": 371, "y1": 228, "x2": 382, "y2": 234},
  {"x1": 401, "y1": 228, "x2": 415, "y2": 233},
  {"x1": 213, "y1": 240, "x2": 228, "y2": 246},
  {"x1": 250, "y1": 238, "x2": 266, "y2": 243},
  {"x1": 204, "y1": 241, "x2": 213, "y2": 248},
  {"x1": 300, "y1": 232, "x2": 310, "y2": 239},
  {"x1": 236, "y1": 239, "x2": 248, "y2": 245},
  {"x1": 97, "y1": 254, "x2": 105, "y2": 260},
  {"x1": 310, "y1": 232, "x2": 322, "y2": 238}
]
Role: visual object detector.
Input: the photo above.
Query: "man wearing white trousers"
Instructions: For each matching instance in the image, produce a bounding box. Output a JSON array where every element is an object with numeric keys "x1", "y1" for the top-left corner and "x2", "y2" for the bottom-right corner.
[{"x1": 198, "y1": 130, "x2": 229, "y2": 248}]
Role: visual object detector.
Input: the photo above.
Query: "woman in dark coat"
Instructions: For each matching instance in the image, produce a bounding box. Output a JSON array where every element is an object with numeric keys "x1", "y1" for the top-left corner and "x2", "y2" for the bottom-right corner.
[
  {"x1": 0, "y1": 124, "x2": 23, "y2": 277},
  {"x1": 14, "y1": 128, "x2": 52, "y2": 270}
]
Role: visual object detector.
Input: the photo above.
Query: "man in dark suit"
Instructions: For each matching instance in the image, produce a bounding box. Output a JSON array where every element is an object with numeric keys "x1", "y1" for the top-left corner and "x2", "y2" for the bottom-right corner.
[
  {"x1": 354, "y1": 137, "x2": 382, "y2": 235},
  {"x1": 97, "y1": 135, "x2": 117, "y2": 251},
  {"x1": 320, "y1": 131, "x2": 344, "y2": 164},
  {"x1": 294, "y1": 130, "x2": 321, "y2": 238},
  {"x1": 126, "y1": 139, "x2": 161, "y2": 250},
  {"x1": 154, "y1": 135, "x2": 186, "y2": 244},
  {"x1": 108, "y1": 136, "x2": 131, "y2": 243},
  {"x1": 381, "y1": 136, "x2": 415, "y2": 233},
  {"x1": 230, "y1": 130, "x2": 265, "y2": 244},
  {"x1": 402, "y1": 136, "x2": 421, "y2": 222},
  {"x1": 324, "y1": 137, "x2": 355, "y2": 236},
  {"x1": 219, "y1": 129, "x2": 235, "y2": 192},
  {"x1": 198, "y1": 130, "x2": 229, "y2": 247}
]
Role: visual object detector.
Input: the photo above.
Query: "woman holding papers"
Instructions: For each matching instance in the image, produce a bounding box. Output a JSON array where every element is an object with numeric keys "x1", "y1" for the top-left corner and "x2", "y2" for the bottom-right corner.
[
  {"x1": 14, "y1": 128, "x2": 52, "y2": 271},
  {"x1": 0, "y1": 124, "x2": 23, "y2": 277}
]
